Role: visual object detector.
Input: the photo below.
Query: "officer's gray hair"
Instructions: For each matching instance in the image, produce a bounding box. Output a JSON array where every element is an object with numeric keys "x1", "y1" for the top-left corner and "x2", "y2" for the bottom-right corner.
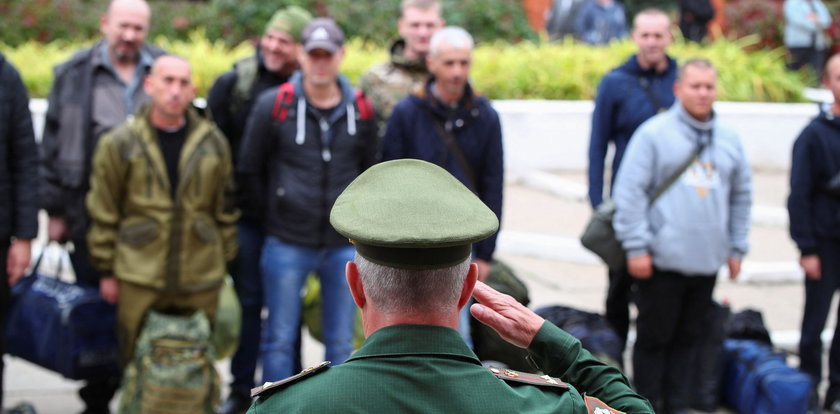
[
  {"x1": 428, "y1": 26, "x2": 474, "y2": 57},
  {"x1": 355, "y1": 253, "x2": 470, "y2": 316}
]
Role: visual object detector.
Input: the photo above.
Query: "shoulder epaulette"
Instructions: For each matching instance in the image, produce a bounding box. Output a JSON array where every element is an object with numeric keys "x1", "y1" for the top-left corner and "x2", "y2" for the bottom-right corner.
[
  {"x1": 251, "y1": 361, "x2": 331, "y2": 398},
  {"x1": 487, "y1": 366, "x2": 569, "y2": 389},
  {"x1": 584, "y1": 395, "x2": 626, "y2": 414}
]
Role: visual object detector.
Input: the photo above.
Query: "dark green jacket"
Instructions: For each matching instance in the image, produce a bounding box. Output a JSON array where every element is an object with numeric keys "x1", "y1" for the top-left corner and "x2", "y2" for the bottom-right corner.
[
  {"x1": 86, "y1": 106, "x2": 239, "y2": 292},
  {"x1": 249, "y1": 323, "x2": 653, "y2": 413}
]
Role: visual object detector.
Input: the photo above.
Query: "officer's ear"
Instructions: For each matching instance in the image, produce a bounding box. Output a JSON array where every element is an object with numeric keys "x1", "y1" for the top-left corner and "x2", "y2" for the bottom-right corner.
[
  {"x1": 457, "y1": 263, "x2": 478, "y2": 310},
  {"x1": 346, "y1": 261, "x2": 366, "y2": 309}
]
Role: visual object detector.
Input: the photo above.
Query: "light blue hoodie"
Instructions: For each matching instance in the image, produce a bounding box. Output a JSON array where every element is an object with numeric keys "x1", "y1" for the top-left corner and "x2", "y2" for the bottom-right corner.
[{"x1": 613, "y1": 102, "x2": 752, "y2": 276}]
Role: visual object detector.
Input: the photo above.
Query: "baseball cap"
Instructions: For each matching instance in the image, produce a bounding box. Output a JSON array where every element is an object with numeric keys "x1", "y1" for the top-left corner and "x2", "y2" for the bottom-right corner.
[{"x1": 300, "y1": 18, "x2": 345, "y2": 54}]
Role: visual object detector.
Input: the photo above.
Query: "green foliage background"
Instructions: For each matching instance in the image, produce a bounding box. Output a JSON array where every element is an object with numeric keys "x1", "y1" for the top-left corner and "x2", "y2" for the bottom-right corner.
[
  {"x1": 4, "y1": 34, "x2": 807, "y2": 103},
  {"x1": 0, "y1": 0, "x2": 535, "y2": 47}
]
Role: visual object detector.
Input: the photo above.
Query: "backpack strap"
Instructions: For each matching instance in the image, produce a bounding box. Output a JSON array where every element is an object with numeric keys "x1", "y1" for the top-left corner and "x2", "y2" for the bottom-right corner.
[
  {"x1": 271, "y1": 82, "x2": 297, "y2": 122},
  {"x1": 354, "y1": 89, "x2": 374, "y2": 121},
  {"x1": 230, "y1": 55, "x2": 259, "y2": 115}
]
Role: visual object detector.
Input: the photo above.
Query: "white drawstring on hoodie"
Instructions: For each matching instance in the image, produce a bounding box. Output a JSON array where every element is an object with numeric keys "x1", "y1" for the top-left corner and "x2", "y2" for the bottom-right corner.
[{"x1": 294, "y1": 97, "x2": 357, "y2": 163}]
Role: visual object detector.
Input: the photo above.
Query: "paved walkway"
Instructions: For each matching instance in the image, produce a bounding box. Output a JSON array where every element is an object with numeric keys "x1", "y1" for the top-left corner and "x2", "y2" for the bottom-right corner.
[{"x1": 3, "y1": 169, "x2": 825, "y2": 413}]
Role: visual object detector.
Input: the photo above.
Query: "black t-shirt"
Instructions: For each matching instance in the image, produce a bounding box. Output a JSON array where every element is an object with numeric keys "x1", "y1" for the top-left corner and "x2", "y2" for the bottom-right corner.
[{"x1": 155, "y1": 121, "x2": 188, "y2": 198}]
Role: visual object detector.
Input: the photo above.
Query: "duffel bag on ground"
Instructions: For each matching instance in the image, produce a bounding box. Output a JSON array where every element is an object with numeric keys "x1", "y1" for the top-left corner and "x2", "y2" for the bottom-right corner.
[
  {"x1": 722, "y1": 338, "x2": 813, "y2": 414},
  {"x1": 4, "y1": 251, "x2": 120, "y2": 380},
  {"x1": 534, "y1": 305, "x2": 623, "y2": 368}
]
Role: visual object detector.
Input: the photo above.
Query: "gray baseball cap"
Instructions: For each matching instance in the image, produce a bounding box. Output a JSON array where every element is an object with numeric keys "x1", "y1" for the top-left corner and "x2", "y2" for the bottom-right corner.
[{"x1": 300, "y1": 18, "x2": 345, "y2": 54}]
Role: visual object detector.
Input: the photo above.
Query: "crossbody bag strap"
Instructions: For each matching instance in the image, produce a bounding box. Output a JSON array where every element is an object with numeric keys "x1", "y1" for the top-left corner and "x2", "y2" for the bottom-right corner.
[
  {"x1": 422, "y1": 106, "x2": 478, "y2": 191},
  {"x1": 650, "y1": 139, "x2": 708, "y2": 204},
  {"x1": 639, "y1": 77, "x2": 666, "y2": 114}
]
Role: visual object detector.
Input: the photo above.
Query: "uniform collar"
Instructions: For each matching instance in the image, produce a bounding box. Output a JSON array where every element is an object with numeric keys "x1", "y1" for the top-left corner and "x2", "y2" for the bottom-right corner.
[{"x1": 347, "y1": 324, "x2": 482, "y2": 365}]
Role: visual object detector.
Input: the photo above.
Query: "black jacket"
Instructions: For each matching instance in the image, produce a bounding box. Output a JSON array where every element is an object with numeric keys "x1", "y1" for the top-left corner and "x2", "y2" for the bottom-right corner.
[
  {"x1": 788, "y1": 104, "x2": 840, "y2": 254},
  {"x1": 0, "y1": 53, "x2": 38, "y2": 242},
  {"x1": 40, "y1": 41, "x2": 164, "y2": 240},
  {"x1": 207, "y1": 48, "x2": 291, "y2": 223},
  {"x1": 238, "y1": 72, "x2": 378, "y2": 247}
]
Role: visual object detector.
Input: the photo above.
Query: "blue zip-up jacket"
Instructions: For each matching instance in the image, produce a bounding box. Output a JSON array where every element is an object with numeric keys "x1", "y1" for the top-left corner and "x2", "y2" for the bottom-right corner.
[
  {"x1": 613, "y1": 103, "x2": 752, "y2": 276},
  {"x1": 788, "y1": 104, "x2": 840, "y2": 255},
  {"x1": 587, "y1": 54, "x2": 677, "y2": 208},
  {"x1": 382, "y1": 78, "x2": 504, "y2": 262},
  {"x1": 238, "y1": 72, "x2": 378, "y2": 248}
]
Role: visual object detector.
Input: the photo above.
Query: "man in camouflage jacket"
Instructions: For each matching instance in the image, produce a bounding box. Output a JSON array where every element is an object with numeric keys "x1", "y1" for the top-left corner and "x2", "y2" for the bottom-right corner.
[{"x1": 359, "y1": 0, "x2": 444, "y2": 136}]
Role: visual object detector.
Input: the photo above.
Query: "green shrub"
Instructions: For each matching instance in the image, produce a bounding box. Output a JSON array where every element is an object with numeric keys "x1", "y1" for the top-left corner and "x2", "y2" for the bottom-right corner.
[
  {"x1": 4, "y1": 34, "x2": 807, "y2": 102},
  {"x1": 0, "y1": 0, "x2": 535, "y2": 47}
]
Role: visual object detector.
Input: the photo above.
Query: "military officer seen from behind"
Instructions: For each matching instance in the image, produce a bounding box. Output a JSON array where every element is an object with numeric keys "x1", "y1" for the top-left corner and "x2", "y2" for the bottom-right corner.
[{"x1": 248, "y1": 159, "x2": 653, "y2": 413}]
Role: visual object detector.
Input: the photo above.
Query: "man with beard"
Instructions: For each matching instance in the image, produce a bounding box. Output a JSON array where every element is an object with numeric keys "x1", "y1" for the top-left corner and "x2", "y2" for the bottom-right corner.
[
  {"x1": 207, "y1": 7, "x2": 313, "y2": 413},
  {"x1": 39, "y1": 0, "x2": 164, "y2": 411},
  {"x1": 360, "y1": 0, "x2": 444, "y2": 136}
]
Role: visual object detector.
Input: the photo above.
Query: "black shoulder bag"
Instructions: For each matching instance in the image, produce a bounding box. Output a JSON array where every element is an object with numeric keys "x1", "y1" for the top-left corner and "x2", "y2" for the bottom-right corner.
[{"x1": 580, "y1": 141, "x2": 707, "y2": 270}]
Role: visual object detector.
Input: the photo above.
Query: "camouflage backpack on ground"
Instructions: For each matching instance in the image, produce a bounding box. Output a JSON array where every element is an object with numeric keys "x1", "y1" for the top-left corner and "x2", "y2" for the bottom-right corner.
[{"x1": 119, "y1": 309, "x2": 220, "y2": 414}]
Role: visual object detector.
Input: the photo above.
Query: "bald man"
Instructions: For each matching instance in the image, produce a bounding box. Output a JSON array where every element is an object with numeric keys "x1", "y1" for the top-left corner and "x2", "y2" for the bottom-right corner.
[
  {"x1": 39, "y1": 1, "x2": 165, "y2": 410},
  {"x1": 86, "y1": 55, "x2": 237, "y2": 367}
]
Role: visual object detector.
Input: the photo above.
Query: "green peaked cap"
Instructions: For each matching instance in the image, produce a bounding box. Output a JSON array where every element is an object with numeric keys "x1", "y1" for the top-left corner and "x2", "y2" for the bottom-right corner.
[{"x1": 330, "y1": 159, "x2": 499, "y2": 270}]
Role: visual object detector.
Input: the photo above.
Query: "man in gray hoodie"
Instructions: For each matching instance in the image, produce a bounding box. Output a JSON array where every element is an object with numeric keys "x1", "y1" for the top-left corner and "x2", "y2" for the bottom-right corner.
[{"x1": 613, "y1": 58, "x2": 752, "y2": 414}]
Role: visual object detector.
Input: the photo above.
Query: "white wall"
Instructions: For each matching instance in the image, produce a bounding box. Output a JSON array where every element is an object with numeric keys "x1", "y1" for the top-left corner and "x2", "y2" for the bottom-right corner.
[
  {"x1": 493, "y1": 100, "x2": 819, "y2": 175},
  {"x1": 31, "y1": 98, "x2": 819, "y2": 173}
]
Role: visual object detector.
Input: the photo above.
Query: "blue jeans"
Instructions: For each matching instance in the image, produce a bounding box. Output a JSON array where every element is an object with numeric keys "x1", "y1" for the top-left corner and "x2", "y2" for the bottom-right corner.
[
  {"x1": 228, "y1": 221, "x2": 264, "y2": 395},
  {"x1": 260, "y1": 237, "x2": 356, "y2": 382}
]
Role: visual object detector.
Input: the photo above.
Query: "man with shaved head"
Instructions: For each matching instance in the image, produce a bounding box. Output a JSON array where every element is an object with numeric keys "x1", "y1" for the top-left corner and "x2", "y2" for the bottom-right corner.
[
  {"x1": 86, "y1": 55, "x2": 238, "y2": 368},
  {"x1": 40, "y1": 1, "x2": 165, "y2": 411}
]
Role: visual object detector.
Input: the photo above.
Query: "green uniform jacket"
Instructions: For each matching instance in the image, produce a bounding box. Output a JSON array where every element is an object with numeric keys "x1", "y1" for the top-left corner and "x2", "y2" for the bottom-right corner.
[
  {"x1": 86, "y1": 106, "x2": 239, "y2": 292},
  {"x1": 248, "y1": 323, "x2": 653, "y2": 413}
]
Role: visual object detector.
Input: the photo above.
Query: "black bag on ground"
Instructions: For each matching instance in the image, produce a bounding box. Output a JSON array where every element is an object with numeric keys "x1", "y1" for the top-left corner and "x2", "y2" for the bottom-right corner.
[
  {"x1": 727, "y1": 309, "x2": 773, "y2": 346},
  {"x1": 4, "y1": 249, "x2": 120, "y2": 380},
  {"x1": 471, "y1": 260, "x2": 532, "y2": 372},
  {"x1": 534, "y1": 305, "x2": 623, "y2": 368},
  {"x1": 691, "y1": 301, "x2": 732, "y2": 412}
]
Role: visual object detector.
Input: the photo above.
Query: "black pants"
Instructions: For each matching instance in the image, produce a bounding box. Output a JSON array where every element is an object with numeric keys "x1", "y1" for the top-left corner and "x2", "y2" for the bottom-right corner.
[
  {"x1": 69, "y1": 238, "x2": 120, "y2": 414},
  {"x1": 605, "y1": 267, "x2": 634, "y2": 355},
  {"x1": 632, "y1": 268, "x2": 716, "y2": 414},
  {"x1": 1, "y1": 242, "x2": 8, "y2": 409},
  {"x1": 787, "y1": 46, "x2": 826, "y2": 81},
  {"x1": 800, "y1": 239, "x2": 840, "y2": 401}
]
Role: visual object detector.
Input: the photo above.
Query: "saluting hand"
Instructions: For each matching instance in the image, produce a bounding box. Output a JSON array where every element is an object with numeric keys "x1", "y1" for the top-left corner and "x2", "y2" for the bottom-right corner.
[{"x1": 470, "y1": 281, "x2": 544, "y2": 349}]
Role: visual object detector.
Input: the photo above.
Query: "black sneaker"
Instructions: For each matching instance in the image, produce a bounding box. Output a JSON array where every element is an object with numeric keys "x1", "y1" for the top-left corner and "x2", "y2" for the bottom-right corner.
[{"x1": 217, "y1": 390, "x2": 252, "y2": 414}]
